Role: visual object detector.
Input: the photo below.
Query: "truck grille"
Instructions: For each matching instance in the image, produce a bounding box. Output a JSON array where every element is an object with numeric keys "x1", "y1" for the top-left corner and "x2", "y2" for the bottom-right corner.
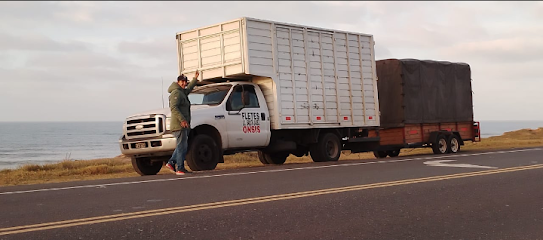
[{"x1": 125, "y1": 115, "x2": 165, "y2": 140}]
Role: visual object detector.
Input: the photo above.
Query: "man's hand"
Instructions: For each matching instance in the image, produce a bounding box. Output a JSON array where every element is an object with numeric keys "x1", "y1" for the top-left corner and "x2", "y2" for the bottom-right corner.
[
  {"x1": 181, "y1": 121, "x2": 189, "y2": 128},
  {"x1": 194, "y1": 71, "x2": 199, "y2": 79}
]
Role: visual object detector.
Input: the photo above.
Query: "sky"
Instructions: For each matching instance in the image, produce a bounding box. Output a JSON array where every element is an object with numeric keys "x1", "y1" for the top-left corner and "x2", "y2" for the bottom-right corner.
[{"x1": 0, "y1": 1, "x2": 542, "y2": 122}]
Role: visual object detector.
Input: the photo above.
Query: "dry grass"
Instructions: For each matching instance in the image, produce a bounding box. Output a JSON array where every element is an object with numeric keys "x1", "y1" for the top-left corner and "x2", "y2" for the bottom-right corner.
[{"x1": 1, "y1": 127, "x2": 542, "y2": 186}]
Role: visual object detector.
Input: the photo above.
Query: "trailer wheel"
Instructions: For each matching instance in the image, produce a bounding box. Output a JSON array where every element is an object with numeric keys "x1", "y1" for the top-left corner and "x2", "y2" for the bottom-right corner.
[
  {"x1": 258, "y1": 151, "x2": 288, "y2": 165},
  {"x1": 373, "y1": 151, "x2": 388, "y2": 158},
  {"x1": 310, "y1": 132, "x2": 342, "y2": 162},
  {"x1": 432, "y1": 134, "x2": 449, "y2": 154},
  {"x1": 448, "y1": 134, "x2": 461, "y2": 153},
  {"x1": 186, "y1": 134, "x2": 220, "y2": 171},
  {"x1": 386, "y1": 150, "x2": 401, "y2": 157},
  {"x1": 131, "y1": 157, "x2": 162, "y2": 176}
]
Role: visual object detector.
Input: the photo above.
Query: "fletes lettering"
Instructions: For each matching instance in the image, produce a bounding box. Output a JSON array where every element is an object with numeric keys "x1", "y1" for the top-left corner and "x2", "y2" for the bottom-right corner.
[{"x1": 242, "y1": 112, "x2": 260, "y2": 133}]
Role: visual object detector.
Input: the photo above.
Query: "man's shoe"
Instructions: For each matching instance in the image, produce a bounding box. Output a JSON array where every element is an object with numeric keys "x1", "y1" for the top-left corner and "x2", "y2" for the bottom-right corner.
[
  {"x1": 179, "y1": 168, "x2": 192, "y2": 174},
  {"x1": 175, "y1": 171, "x2": 185, "y2": 176},
  {"x1": 165, "y1": 163, "x2": 175, "y2": 173}
]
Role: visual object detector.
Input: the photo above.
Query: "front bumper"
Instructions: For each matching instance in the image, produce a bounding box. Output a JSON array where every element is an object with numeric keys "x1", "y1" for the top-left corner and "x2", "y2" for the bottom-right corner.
[{"x1": 119, "y1": 134, "x2": 177, "y2": 157}]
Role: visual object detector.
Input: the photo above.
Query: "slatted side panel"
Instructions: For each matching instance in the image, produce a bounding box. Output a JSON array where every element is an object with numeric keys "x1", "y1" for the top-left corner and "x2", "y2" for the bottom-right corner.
[
  {"x1": 333, "y1": 33, "x2": 354, "y2": 124},
  {"x1": 320, "y1": 33, "x2": 340, "y2": 123},
  {"x1": 177, "y1": 20, "x2": 244, "y2": 79},
  {"x1": 244, "y1": 18, "x2": 379, "y2": 128},
  {"x1": 246, "y1": 21, "x2": 275, "y2": 76},
  {"x1": 360, "y1": 36, "x2": 378, "y2": 126},
  {"x1": 305, "y1": 31, "x2": 338, "y2": 123}
]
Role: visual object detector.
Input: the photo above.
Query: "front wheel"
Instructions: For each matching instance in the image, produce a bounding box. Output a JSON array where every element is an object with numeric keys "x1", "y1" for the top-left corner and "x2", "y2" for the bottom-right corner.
[
  {"x1": 186, "y1": 135, "x2": 221, "y2": 171},
  {"x1": 131, "y1": 157, "x2": 162, "y2": 176},
  {"x1": 310, "y1": 133, "x2": 342, "y2": 162}
]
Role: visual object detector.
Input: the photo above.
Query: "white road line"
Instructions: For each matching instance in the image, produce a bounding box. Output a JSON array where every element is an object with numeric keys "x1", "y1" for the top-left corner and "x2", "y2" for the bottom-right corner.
[
  {"x1": 423, "y1": 160, "x2": 498, "y2": 169},
  {"x1": 1, "y1": 148, "x2": 541, "y2": 196}
]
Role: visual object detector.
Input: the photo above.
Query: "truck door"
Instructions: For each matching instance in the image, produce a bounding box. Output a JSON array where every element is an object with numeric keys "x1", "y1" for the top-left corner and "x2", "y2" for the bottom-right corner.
[{"x1": 225, "y1": 84, "x2": 270, "y2": 148}]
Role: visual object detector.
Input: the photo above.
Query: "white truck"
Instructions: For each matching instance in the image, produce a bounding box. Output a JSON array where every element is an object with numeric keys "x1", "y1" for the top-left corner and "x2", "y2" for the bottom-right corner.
[{"x1": 119, "y1": 17, "x2": 381, "y2": 175}]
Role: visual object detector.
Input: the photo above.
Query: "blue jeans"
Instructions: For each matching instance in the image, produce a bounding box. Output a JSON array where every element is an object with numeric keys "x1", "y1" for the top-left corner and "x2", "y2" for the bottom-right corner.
[{"x1": 168, "y1": 128, "x2": 190, "y2": 171}]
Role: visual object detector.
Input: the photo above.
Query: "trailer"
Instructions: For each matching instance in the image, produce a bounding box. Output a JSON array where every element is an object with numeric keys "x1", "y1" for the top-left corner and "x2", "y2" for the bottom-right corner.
[{"x1": 369, "y1": 59, "x2": 481, "y2": 158}]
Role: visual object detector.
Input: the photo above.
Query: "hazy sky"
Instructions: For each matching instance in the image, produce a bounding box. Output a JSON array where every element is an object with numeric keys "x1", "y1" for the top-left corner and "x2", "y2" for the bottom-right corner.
[{"x1": 1, "y1": 1, "x2": 542, "y2": 122}]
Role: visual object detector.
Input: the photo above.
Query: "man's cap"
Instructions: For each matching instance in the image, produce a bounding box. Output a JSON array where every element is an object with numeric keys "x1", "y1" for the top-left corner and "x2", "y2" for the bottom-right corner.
[{"x1": 177, "y1": 74, "x2": 188, "y2": 82}]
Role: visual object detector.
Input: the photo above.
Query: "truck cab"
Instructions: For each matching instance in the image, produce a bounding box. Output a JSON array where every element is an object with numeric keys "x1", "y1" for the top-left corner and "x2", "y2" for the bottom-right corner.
[{"x1": 119, "y1": 81, "x2": 272, "y2": 175}]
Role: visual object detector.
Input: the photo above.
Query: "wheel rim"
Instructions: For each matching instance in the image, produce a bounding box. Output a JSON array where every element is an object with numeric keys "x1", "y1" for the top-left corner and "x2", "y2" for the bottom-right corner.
[
  {"x1": 451, "y1": 138, "x2": 459, "y2": 152},
  {"x1": 197, "y1": 144, "x2": 213, "y2": 163},
  {"x1": 325, "y1": 139, "x2": 339, "y2": 158},
  {"x1": 438, "y1": 138, "x2": 447, "y2": 153}
]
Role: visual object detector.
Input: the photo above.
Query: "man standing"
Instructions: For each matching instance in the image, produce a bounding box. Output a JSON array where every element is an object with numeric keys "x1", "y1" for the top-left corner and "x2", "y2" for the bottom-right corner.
[{"x1": 165, "y1": 71, "x2": 199, "y2": 175}]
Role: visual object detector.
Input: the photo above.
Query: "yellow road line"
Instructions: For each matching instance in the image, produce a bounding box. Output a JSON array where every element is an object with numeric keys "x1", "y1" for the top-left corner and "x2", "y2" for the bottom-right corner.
[{"x1": 2, "y1": 164, "x2": 543, "y2": 236}]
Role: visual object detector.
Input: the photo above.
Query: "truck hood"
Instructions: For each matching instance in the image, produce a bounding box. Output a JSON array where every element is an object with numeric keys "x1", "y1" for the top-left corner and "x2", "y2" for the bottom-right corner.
[{"x1": 126, "y1": 105, "x2": 216, "y2": 119}]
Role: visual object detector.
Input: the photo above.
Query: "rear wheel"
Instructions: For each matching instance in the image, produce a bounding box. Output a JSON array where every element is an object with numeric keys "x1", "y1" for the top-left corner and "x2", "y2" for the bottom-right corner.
[
  {"x1": 373, "y1": 151, "x2": 388, "y2": 158},
  {"x1": 432, "y1": 134, "x2": 449, "y2": 154},
  {"x1": 258, "y1": 151, "x2": 288, "y2": 165},
  {"x1": 186, "y1": 135, "x2": 221, "y2": 171},
  {"x1": 448, "y1": 134, "x2": 461, "y2": 153},
  {"x1": 386, "y1": 149, "x2": 401, "y2": 157},
  {"x1": 131, "y1": 157, "x2": 162, "y2": 176},
  {"x1": 310, "y1": 133, "x2": 342, "y2": 162}
]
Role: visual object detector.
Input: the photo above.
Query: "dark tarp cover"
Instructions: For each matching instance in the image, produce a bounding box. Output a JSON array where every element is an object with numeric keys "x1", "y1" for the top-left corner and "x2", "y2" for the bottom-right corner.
[{"x1": 376, "y1": 59, "x2": 473, "y2": 128}]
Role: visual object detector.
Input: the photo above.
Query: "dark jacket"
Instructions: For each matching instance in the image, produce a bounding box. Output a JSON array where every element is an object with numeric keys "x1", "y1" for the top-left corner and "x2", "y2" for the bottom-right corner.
[{"x1": 168, "y1": 77, "x2": 198, "y2": 131}]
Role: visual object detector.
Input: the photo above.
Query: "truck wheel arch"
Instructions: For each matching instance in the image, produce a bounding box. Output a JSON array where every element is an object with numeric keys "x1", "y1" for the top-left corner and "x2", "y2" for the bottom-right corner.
[{"x1": 189, "y1": 124, "x2": 224, "y2": 163}]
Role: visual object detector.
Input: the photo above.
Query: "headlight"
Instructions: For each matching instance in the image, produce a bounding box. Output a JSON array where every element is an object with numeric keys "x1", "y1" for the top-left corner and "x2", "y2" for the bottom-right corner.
[{"x1": 166, "y1": 117, "x2": 171, "y2": 130}]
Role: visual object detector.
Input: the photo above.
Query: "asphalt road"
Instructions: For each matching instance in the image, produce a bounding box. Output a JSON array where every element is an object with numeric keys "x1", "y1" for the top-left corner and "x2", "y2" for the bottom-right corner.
[{"x1": 1, "y1": 147, "x2": 542, "y2": 240}]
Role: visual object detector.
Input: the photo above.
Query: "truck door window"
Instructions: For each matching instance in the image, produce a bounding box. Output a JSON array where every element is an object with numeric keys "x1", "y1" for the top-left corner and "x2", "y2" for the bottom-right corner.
[
  {"x1": 227, "y1": 85, "x2": 260, "y2": 111},
  {"x1": 227, "y1": 86, "x2": 244, "y2": 111},
  {"x1": 243, "y1": 85, "x2": 260, "y2": 108}
]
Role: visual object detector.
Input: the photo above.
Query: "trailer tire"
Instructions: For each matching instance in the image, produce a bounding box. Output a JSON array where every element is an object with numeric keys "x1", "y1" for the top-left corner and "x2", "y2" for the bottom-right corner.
[
  {"x1": 432, "y1": 134, "x2": 449, "y2": 154},
  {"x1": 310, "y1": 132, "x2": 342, "y2": 162},
  {"x1": 386, "y1": 150, "x2": 401, "y2": 157},
  {"x1": 373, "y1": 151, "x2": 388, "y2": 158},
  {"x1": 258, "y1": 151, "x2": 288, "y2": 165},
  {"x1": 448, "y1": 134, "x2": 461, "y2": 153},
  {"x1": 131, "y1": 157, "x2": 162, "y2": 176},
  {"x1": 186, "y1": 134, "x2": 220, "y2": 171}
]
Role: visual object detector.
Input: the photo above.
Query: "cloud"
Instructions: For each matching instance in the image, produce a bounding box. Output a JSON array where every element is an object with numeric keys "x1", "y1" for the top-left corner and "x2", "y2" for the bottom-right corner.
[
  {"x1": 26, "y1": 52, "x2": 138, "y2": 71},
  {"x1": 441, "y1": 37, "x2": 543, "y2": 64},
  {"x1": 0, "y1": 33, "x2": 90, "y2": 52},
  {"x1": 0, "y1": 1, "x2": 542, "y2": 121},
  {"x1": 118, "y1": 37, "x2": 174, "y2": 59}
]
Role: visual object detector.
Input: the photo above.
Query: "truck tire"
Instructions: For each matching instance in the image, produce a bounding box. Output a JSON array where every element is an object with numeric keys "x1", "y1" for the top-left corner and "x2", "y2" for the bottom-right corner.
[
  {"x1": 386, "y1": 149, "x2": 401, "y2": 157},
  {"x1": 258, "y1": 151, "x2": 288, "y2": 165},
  {"x1": 373, "y1": 151, "x2": 388, "y2": 158},
  {"x1": 432, "y1": 134, "x2": 449, "y2": 154},
  {"x1": 131, "y1": 157, "x2": 162, "y2": 176},
  {"x1": 447, "y1": 134, "x2": 461, "y2": 153},
  {"x1": 257, "y1": 150, "x2": 270, "y2": 164},
  {"x1": 310, "y1": 132, "x2": 342, "y2": 162},
  {"x1": 186, "y1": 134, "x2": 220, "y2": 171}
]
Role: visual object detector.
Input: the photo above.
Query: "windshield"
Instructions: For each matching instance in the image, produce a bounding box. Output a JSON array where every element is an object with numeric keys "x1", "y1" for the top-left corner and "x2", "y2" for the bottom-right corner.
[{"x1": 188, "y1": 85, "x2": 232, "y2": 105}]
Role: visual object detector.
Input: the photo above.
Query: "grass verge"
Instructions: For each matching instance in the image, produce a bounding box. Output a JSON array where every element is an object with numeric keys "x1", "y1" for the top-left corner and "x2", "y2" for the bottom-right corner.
[{"x1": 1, "y1": 128, "x2": 542, "y2": 186}]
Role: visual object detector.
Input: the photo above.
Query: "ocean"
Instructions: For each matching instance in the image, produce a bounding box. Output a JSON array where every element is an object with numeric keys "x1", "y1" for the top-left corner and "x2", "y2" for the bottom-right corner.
[{"x1": 0, "y1": 121, "x2": 542, "y2": 170}]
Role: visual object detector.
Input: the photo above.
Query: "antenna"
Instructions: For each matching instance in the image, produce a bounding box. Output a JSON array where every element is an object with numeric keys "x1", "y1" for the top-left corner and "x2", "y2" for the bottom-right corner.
[{"x1": 161, "y1": 77, "x2": 165, "y2": 108}]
